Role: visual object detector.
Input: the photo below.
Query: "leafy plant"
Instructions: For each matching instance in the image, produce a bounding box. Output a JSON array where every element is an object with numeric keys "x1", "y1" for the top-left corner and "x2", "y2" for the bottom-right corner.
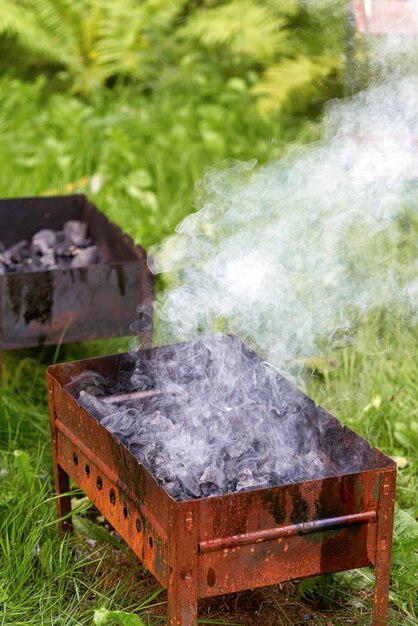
[
  {"x1": 0, "y1": 0, "x2": 186, "y2": 93},
  {"x1": 93, "y1": 608, "x2": 145, "y2": 626},
  {"x1": 182, "y1": 0, "x2": 345, "y2": 115}
]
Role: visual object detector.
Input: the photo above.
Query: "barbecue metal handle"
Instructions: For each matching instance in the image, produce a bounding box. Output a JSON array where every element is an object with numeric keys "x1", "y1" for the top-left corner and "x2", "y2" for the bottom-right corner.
[{"x1": 199, "y1": 510, "x2": 377, "y2": 554}]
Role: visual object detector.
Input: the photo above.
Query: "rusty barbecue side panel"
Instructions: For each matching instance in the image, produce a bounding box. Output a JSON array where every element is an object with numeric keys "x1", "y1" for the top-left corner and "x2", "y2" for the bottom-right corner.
[
  {"x1": 2, "y1": 261, "x2": 146, "y2": 349},
  {"x1": 49, "y1": 374, "x2": 176, "y2": 586},
  {"x1": 195, "y1": 470, "x2": 383, "y2": 598},
  {"x1": 198, "y1": 522, "x2": 377, "y2": 598},
  {"x1": 196, "y1": 471, "x2": 383, "y2": 542}
]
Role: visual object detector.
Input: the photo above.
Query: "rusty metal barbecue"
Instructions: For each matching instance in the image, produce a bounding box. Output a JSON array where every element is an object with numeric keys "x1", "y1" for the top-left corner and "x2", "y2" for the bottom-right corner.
[
  {"x1": 0, "y1": 194, "x2": 153, "y2": 380},
  {"x1": 47, "y1": 335, "x2": 396, "y2": 626}
]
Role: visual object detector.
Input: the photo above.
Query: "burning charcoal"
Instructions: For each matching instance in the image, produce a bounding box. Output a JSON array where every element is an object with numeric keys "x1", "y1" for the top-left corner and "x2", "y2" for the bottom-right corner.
[
  {"x1": 32, "y1": 229, "x2": 56, "y2": 255},
  {"x1": 71, "y1": 246, "x2": 100, "y2": 268},
  {"x1": 64, "y1": 220, "x2": 88, "y2": 246}
]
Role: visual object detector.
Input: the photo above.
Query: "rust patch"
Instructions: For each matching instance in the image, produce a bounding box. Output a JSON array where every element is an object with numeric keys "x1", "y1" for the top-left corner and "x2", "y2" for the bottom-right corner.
[
  {"x1": 262, "y1": 488, "x2": 286, "y2": 525},
  {"x1": 23, "y1": 271, "x2": 54, "y2": 324},
  {"x1": 7, "y1": 274, "x2": 25, "y2": 320},
  {"x1": 290, "y1": 486, "x2": 309, "y2": 525}
]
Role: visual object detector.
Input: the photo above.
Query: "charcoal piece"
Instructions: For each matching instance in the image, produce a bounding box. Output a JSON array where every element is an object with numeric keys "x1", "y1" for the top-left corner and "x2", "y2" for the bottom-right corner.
[
  {"x1": 55, "y1": 242, "x2": 76, "y2": 258},
  {"x1": 200, "y1": 482, "x2": 220, "y2": 497},
  {"x1": 236, "y1": 468, "x2": 256, "y2": 491},
  {"x1": 128, "y1": 434, "x2": 155, "y2": 449},
  {"x1": 71, "y1": 246, "x2": 100, "y2": 268},
  {"x1": 164, "y1": 481, "x2": 182, "y2": 499},
  {"x1": 77, "y1": 238, "x2": 93, "y2": 249},
  {"x1": 198, "y1": 464, "x2": 222, "y2": 487},
  {"x1": 64, "y1": 220, "x2": 88, "y2": 246},
  {"x1": 39, "y1": 252, "x2": 56, "y2": 269},
  {"x1": 32, "y1": 229, "x2": 56, "y2": 254},
  {"x1": 302, "y1": 450, "x2": 326, "y2": 475},
  {"x1": 101, "y1": 410, "x2": 139, "y2": 436},
  {"x1": 8, "y1": 240, "x2": 30, "y2": 263},
  {"x1": 176, "y1": 473, "x2": 201, "y2": 499}
]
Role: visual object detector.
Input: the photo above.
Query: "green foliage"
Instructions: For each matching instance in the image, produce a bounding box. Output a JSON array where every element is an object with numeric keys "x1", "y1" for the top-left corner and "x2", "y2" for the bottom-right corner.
[
  {"x1": 182, "y1": 0, "x2": 345, "y2": 115},
  {"x1": 0, "y1": 75, "x2": 317, "y2": 247},
  {"x1": 252, "y1": 55, "x2": 331, "y2": 115},
  {"x1": 183, "y1": 0, "x2": 289, "y2": 62},
  {"x1": 0, "y1": 0, "x2": 186, "y2": 93},
  {"x1": 94, "y1": 608, "x2": 145, "y2": 626}
]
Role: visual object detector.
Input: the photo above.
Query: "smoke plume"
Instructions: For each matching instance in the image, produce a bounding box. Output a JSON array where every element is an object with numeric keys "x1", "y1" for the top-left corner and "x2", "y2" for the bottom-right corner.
[{"x1": 150, "y1": 75, "x2": 418, "y2": 365}]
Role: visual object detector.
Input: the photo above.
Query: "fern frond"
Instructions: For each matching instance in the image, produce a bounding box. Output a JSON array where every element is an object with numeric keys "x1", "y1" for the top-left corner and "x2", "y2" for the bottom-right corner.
[
  {"x1": 251, "y1": 55, "x2": 330, "y2": 114},
  {"x1": 272, "y1": 0, "x2": 300, "y2": 19},
  {"x1": 183, "y1": 0, "x2": 287, "y2": 62},
  {"x1": 27, "y1": 0, "x2": 83, "y2": 66},
  {"x1": 0, "y1": 0, "x2": 186, "y2": 92},
  {"x1": 0, "y1": 0, "x2": 58, "y2": 60}
]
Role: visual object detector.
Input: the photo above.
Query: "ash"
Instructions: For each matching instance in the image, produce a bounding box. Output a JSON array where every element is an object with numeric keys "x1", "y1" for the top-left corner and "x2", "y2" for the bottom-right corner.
[
  {"x1": 66, "y1": 336, "x2": 378, "y2": 501},
  {"x1": 0, "y1": 220, "x2": 100, "y2": 274}
]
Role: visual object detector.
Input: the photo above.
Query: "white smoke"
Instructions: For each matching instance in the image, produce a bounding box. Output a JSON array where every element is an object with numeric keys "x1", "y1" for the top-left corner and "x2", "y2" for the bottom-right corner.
[{"x1": 150, "y1": 73, "x2": 418, "y2": 366}]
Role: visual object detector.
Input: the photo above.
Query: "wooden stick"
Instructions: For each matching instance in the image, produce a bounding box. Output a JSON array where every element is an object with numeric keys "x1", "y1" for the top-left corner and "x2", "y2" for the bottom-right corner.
[
  {"x1": 100, "y1": 389, "x2": 165, "y2": 404},
  {"x1": 100, "y1": 378, "x2": 211, "y2": 405}
]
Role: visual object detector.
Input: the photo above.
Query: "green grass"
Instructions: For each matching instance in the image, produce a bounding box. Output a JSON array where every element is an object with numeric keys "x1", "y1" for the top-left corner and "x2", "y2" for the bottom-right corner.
[
  {"x1": 0, "y1": 76, "x2": 417, "y2": 625},
  {"x1": 0, "y1": 75, "x2": 319, "y2": 248}
]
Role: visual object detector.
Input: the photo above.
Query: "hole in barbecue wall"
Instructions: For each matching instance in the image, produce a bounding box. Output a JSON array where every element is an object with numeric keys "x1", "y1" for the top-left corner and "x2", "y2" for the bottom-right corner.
[
  {"x1": 123, "y1": 506, "x2": 128, "y2": 519},
  {"x1": 135, "y1": 519, "x2": 141, "y2": 533},
  {"x1": 72, "y1": 452, "x2": 78, "y2": 466},
  {"x1": 109, "y1": 489, "x2": 116, "y2": 505},
  {"x1": 96, "y1": 476, "x2": 103, "y2": 490},
  {"x1": 149, "y1": 536, "x2": 153, "y2": 549},
  {"x1": 85, "y1": 464, "x2": 90, "y2": 477}
]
